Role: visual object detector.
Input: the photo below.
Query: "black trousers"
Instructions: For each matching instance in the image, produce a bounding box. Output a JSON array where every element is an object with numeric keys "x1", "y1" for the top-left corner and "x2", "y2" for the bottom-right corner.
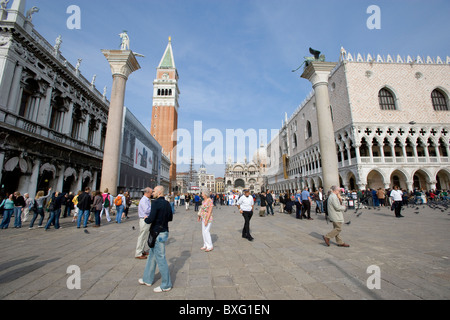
[
  {"x1": 301, "y1": 200, "x2": 311, "y2": 218},
  {"x1": 295, "y1": 202, "x2": 302, "y2": 218},
  {"x1": 394, "y1": 201, "x2": 403, "y2": 217},
  {"x1": 242, "y1": 210, "x2": 253, "y2": 238}
]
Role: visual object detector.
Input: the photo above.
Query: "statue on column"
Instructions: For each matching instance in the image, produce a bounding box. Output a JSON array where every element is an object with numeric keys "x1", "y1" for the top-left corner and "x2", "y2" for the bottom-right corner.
[
  {"x1": 292, "y1": 47, "x2": 326, "y2": 73},
  {"x1": 119, "y1": 30, "x2": 130, "y2": 50}
]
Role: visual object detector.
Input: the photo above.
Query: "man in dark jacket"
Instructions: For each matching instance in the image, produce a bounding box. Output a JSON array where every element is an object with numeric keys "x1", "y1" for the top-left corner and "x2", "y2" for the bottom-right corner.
[
  {"x1": 266, "y1": 190, "x2": 274, "y2": 216},
  {"x1": 45, "y1": 192, "x2": 66, "y2": 230},
  {"x1": 77, "y1": 187, "x2": 92, "y2": 229},
  {"x1": 140, "y1": 186, "x2": 173, "y2": 292}
]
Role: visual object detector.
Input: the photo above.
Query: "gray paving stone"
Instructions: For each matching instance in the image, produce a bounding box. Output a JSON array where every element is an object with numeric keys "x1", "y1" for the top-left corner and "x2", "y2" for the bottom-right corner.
[{"x1": 0, "y1": 204, "x2": 449, "y2": 300}]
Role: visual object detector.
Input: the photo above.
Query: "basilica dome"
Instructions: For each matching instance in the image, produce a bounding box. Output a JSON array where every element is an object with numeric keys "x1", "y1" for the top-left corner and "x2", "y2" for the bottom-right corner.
[{"x1": 252, "y1": 146, "x2": 267, "y2": 165}]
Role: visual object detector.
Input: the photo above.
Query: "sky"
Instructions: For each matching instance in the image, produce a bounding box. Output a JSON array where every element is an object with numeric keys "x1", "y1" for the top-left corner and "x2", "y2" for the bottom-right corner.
[{"x1": 26, "y1": 0, "x2": 450, "y2": 177}]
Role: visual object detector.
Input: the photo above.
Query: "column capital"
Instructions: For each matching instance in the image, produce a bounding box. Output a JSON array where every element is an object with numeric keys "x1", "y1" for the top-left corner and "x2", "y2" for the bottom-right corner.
[
  {"x1": 301, "y1": 61, "x2": 338, "y2": 87},
  {"x1": 101, "y1": 50, "x2": 141, "y2": 79}
]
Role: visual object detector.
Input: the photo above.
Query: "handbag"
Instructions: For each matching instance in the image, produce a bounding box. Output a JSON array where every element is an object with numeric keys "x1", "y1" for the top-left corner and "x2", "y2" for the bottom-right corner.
[{"x1": 147, "y1": 226, "x2": 162, "y2": 248}]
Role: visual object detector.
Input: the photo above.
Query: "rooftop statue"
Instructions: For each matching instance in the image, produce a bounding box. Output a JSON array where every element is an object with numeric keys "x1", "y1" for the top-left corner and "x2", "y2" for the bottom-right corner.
[{"x1": 26, "y1": 6, "x2": 39, "y2": 22}]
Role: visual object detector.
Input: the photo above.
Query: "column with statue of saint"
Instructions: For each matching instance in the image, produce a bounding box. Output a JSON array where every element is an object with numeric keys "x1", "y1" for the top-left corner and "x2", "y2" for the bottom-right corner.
[{"x1": 100, "y1": 32, "x2": 141, "y2": 194}]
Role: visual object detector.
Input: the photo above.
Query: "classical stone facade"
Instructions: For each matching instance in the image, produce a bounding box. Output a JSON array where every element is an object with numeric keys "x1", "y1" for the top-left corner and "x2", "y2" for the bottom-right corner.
[
  {"x1": 224, "y1": 146, "x2": 267, "y2": 193},
  {"x1": 265, "y1": 49, "x2": 450, "y2": 193},
  {"x1": 198, "y1": 165, "x2": 215, "y2": 193},
  {"x1": 0, "y1": 0, "x2": 167, "y2": 198},
  {"x1": 0, "y1": 1, "x2": 108, "y2": 197}
]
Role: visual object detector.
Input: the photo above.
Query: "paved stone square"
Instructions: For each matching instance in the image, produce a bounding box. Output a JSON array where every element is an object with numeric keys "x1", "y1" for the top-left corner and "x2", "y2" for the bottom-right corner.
[{"x1": 0, "y1": 203, "x2": 449, "y2": 300}]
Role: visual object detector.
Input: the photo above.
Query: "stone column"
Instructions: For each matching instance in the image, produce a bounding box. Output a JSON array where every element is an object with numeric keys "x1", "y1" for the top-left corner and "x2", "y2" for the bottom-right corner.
[
  {"x1": 100, "y1": 50, "x2": 140, "y2": 195},
  {"x1": 28, "y1": 159, "x2": 41, "y2": 199},
  {"x1": 301, "y1": 62, "x2": 339, "y2": 192},
  {"x1": 56, "y1": 164, "x2": 65, "y2": 192},
  {"x1": 5, "y1": 63, "x2": 23, "y2": 112}
]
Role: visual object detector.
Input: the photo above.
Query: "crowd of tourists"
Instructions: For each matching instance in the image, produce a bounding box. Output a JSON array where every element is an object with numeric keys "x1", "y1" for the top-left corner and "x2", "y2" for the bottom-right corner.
[{"x1": 0, "y1": 187, "x2": 132, "y2": 230}]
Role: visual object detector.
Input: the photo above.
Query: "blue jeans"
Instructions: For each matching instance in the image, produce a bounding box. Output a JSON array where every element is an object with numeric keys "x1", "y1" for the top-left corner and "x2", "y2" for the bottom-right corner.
[
  {"x1": 267, "y1": 203, "x2": 274, "y2": 215},
  {"x1": 0, "y1": 209, "x2": 14, "y2": 229},
  {"x1": 142, "y1": 231, "x2": 172, "y2": 289},
  {"x1": 116, "y1": 205, "x2": 124, "y2": 223},
  {"x1": 315, "y1": 200, "x2": 324, "y2": 213},
  {"x1": 77, "y1": 209, "x2": 90, "y2": 228},
  {"x1": 29, "y1": 208, "x2": 45, "y2": 228},
  {"x1": 45, "y1": 209, "x2": 61, "y2": 230},
  {"x1": 94, "y1": 210, "x2": 101, "y2": 226},
  {"x1": 14, "y1": 207, "x2": 22, "y2": 228}
]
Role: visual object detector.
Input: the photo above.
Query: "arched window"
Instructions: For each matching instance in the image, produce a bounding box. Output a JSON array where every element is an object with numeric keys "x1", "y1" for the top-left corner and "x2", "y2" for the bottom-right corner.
[
  {"x1": 292, "y1": 134, "x2": 298, "y2": 148},
  {"x1": 431, "y1": 89, "x2": 448, "y2": 111},
  {"x1": 306, "y1": 121, "x2": 312, "y2": 139},
  {"x1": 378, "y1": 88, "x2": 397, "y2": 110}
]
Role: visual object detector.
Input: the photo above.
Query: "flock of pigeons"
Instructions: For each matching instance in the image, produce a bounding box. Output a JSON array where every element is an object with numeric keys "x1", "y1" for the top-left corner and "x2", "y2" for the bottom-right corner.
[{"x1": 353, "y1": 199, "x2": 450, "y2": 220}]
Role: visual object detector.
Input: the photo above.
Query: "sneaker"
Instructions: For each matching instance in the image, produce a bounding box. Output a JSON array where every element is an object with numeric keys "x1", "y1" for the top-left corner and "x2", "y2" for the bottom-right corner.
[
  {"x1": 138, "y1": 279, "x2": 152, "y2": 287},
  {"x1": 153, "y1": 286, "x2": 171, "y2": 293}
]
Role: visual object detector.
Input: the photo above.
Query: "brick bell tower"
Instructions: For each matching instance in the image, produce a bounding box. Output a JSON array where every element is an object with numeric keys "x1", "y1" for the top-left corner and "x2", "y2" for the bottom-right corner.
[{"x1": 151, "y1": 37, "x2": 179, "y2": 191}]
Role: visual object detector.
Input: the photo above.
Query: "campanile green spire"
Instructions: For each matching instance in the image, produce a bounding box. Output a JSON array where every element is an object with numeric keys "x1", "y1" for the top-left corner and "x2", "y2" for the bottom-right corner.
[{"x1": 158, "y1": 36, "x2": 176, "y2": 69}]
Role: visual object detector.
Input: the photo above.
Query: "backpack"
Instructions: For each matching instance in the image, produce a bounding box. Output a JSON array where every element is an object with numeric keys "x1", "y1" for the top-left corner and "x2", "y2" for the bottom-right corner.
[
  {"x1": 104, "y1": 195, "x2": 110, "y2": 208},
  {"x1": 114, "y1": 196, "x2": 122, "y2": 206}
]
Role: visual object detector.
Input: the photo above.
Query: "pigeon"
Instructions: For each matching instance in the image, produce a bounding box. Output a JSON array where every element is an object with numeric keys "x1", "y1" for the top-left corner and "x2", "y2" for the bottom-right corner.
[
  {"x1": 357, "y1": 211, "x2": 363, "y2": 217},
  {"x1": 132, "y1": 226, "x2": 136, "y2": 230},
  {"x1": 414, "y1": 211, "x2": 419, "y2": 214},
  {"x1": 345, "y1": 221, "x2": 351, "y2": 225},
  {"x1": 84, "y1": 229, "x2": 89, "y2": 234},
  {"x1": 415, "y1": 207, "x2": 420, "y2": 210}
]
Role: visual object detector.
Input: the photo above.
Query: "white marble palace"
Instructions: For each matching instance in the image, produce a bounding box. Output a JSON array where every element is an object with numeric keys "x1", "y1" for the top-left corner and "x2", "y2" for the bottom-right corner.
[{"x1": 265, "y1": 49, "x2": 450, "y2": 193}]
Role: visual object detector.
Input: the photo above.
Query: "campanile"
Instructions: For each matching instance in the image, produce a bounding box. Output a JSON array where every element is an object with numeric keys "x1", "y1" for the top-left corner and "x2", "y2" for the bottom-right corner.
[{"x1": 151, "y1": 37, "x2": 179, "y2": 190}]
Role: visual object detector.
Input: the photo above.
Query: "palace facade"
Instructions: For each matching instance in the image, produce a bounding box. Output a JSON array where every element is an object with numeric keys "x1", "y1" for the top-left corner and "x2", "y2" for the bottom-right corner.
[{"x1": 265, "y1": 49, "x2": 450, "y2": 193}]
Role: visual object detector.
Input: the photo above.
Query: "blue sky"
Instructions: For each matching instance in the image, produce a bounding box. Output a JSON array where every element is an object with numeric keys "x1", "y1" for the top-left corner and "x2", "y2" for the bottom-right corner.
[{"x1": 27, "y1": 0, "x2": 450, "y2": 176}]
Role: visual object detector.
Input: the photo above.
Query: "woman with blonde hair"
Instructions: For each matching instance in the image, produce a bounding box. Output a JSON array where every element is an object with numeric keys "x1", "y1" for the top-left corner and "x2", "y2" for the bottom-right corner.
[
  {"x1": 198, "y1": 189, "x2": 214, "y2": 252},
  {"x1": 71, "y1": 191, "x2": 82, "y2": 223},
  {"x1": 29, "y1": 188, "x2": 52, "y2": 229}
]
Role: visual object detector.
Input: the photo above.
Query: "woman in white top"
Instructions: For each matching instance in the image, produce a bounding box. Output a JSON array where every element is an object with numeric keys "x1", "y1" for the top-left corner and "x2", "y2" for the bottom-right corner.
[
  {"x1": 390, "y1": 186, "x2": 404, "y2": 218},
  {"x1": 237, "y1": 190, "x2": 254, "y2": 241}
]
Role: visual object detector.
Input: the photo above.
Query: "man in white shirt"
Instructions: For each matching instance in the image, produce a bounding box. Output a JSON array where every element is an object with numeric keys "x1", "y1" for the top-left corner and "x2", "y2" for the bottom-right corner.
[
  {"x1": 135, "y1": 187, "x2": 153, "y2": 259},
  {"x1": 390, "y1": 185, "x2": 404, "y2": 218},
  {"x1": 237, "y1": 189, "x2": 254, "y2": 241}
]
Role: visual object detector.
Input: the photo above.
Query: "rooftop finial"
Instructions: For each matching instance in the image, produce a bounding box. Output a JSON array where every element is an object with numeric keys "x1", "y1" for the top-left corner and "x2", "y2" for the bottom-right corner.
[{"x1": 168, "y1": 36, "x2": 171, "y2": 43}]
